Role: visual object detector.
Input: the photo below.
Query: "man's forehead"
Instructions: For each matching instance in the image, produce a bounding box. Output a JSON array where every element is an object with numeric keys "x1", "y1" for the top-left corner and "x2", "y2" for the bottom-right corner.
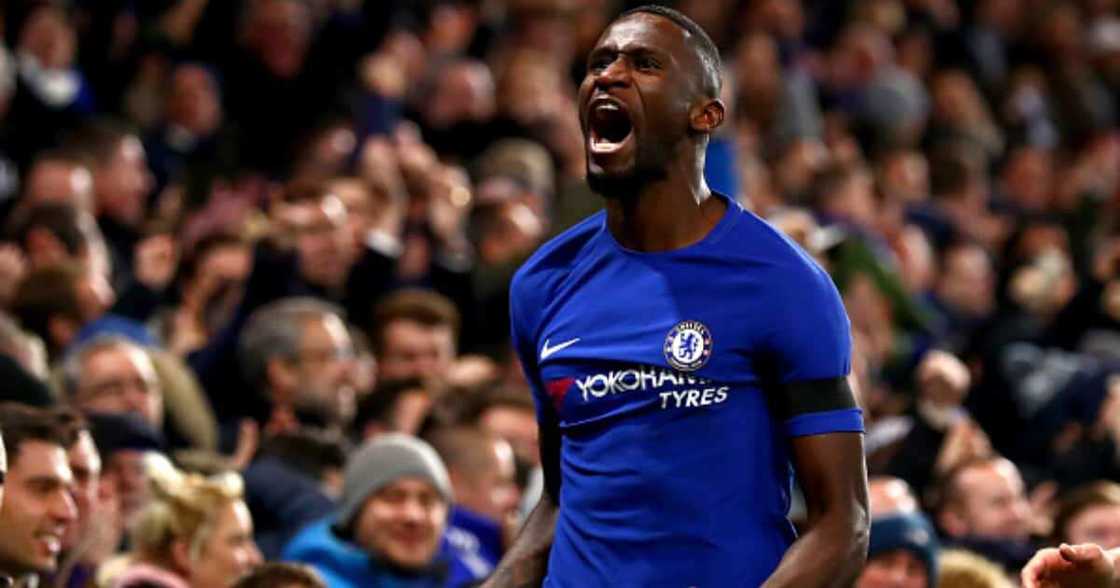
[
  {"x1": 596, "y1": 12, "x2": 691, "y2": 55},
  {"x1": 10, "y1": 440, "x2": 71, "y2": 481}
]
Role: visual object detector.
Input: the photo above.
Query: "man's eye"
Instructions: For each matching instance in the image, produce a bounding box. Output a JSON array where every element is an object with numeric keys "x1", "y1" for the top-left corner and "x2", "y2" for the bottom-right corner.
[
  {"x1": 635, "y1": 56, "x2": 659, "y2": 70},
  {"x1": 589, "y1": 55, "x2": 613, "y2": 71}
]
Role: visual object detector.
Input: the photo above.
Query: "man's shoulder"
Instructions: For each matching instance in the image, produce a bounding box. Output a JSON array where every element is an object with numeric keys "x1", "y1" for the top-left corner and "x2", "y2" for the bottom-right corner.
[{"x1": 512, "y1": 211, "x2": 604, "y2": 295}]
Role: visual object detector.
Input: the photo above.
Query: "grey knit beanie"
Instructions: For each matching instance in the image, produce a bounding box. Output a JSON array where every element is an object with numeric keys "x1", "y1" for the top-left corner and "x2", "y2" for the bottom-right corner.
[{"x1": 334, "y1": 433, "x2": 453, "y2": 530}]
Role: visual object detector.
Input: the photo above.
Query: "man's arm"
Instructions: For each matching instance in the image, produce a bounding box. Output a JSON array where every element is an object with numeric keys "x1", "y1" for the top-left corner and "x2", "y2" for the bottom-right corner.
[
  {"x1": 481, "y1": 416, "x2": 561, "y2": 588},
  {"x1": 763, "y1": 432, "x2": 870, "y2": 588}
]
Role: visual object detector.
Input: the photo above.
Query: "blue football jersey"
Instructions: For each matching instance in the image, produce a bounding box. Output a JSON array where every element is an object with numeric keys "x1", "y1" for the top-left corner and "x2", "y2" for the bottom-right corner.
[{"x1": 509, "y1": 193, "x2": 863, "y2": 587}]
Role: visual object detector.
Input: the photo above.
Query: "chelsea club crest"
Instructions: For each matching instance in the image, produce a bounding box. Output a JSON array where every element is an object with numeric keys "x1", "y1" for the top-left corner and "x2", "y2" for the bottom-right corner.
[{"x1": 663, "y1": 320, "x2": 712, "y2": 372}]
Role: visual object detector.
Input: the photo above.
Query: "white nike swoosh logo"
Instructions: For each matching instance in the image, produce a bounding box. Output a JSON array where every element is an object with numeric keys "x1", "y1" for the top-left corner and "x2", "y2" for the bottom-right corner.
[{"x1": 540, "y1": 337, "x2": 581, "y2": 360}]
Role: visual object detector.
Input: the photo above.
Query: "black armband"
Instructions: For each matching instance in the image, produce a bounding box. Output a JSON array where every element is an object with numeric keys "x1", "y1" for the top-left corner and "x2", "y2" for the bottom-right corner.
[{"x1": 768, "y1": 376, "x2": 857, "y2": 421}]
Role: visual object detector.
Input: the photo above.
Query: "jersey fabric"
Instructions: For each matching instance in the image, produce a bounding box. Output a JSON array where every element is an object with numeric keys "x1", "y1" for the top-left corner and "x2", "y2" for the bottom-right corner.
[{"x1": 509, "y1": 193, "x2": 862, "y2": 587}]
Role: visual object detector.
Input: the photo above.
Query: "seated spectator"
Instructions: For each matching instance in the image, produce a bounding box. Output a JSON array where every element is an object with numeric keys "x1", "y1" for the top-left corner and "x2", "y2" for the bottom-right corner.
[
  {"x1": 87, "y1": 412, "x2": 165, "y2": 544},
  {"x1": 370, "y1": 289, "x2": 459, "y2": 383},
  {"x1": 1052, "y1": 481, "x2": 1120, "y2": 549},
  {"x1": 876, "y1": 350, "x2": 990, "y2": 495},
  {"x1": 351, "y1": 377, "x2": 434, "y2": 441},
  {"x1": 52, "y1": 415, "x2": 106, "y2": 588},
  {"x1": 238, "y1": 297, "x2": 356, "y2": 436},
  {"x1": 938, "y1": 549, "x2": 1013, "y2": 588},
  {"x1": 4, "y1": 203, "x2": 108, "y2": 278},
  {"x1": 18, "y1": 148, "x2": 94, "y2": 212},
  {"x1": 110, "y1": 456, "x2": 262, "y2": 588},
  {"x1": 62, "y1": 335, "x2": 163, "y2": 430},
  {"x1": 857, "y1": 512, "x2": 940, "y2": 588},
  {"x1": 933, "y1": 456, "x2": 1037, "y2": 570},
  {"x1": 0, "y1": 403, "x2": 80, "y2": 587},
  {"x1": 232, "y1": 562, "x2": 325, "y2": 588},
  {"x1": 283, "y1": 433, "x2": 475, "y2": 587},
  {"x1": 11, "y1": 261, "x2": 114, "y2": 358},
  {"x1": 869, "y1": 475, "x2": 920, "y2": 517},
  {"x1": 427, "y1": 426, "x2": 521, "y2": 575}
]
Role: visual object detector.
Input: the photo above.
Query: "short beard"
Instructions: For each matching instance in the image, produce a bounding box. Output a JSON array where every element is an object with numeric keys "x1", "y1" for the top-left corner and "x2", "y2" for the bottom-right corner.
[{"x1": 585, "y1": 152, "x2": 668, "y2": 199}]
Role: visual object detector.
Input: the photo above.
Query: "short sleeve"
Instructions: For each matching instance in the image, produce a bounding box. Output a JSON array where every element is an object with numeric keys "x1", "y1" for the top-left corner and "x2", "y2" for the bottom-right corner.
[{"x1": 766, "y1": 261, "x2": 862, "y2": 437}]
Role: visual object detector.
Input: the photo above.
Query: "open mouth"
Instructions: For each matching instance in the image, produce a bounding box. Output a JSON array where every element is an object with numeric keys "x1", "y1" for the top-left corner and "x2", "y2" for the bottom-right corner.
[{"x1": 588, "y1": 98, "x2": 633, "y2": 154}]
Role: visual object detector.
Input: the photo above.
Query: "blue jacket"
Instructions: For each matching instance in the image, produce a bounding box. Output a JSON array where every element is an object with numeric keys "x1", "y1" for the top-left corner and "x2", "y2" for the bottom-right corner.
[{"x1": 283, "y1": 518, "x2": 479, "y2": 588}]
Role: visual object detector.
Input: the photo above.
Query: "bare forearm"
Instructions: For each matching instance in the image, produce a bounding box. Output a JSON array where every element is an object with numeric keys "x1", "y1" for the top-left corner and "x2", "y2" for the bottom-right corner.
[
  {"x1": 763, "y1": 514, "x2": 869, "y2": 588},
  {"x1": 481, "y1": 495, "x2": 559, "y2": 588}
]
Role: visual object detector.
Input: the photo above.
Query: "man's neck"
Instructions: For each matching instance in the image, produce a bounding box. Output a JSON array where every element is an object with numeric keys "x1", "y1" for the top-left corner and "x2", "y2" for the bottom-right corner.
[{"x1": 603, "y1": 169, "x2": 725, "y2": 252}]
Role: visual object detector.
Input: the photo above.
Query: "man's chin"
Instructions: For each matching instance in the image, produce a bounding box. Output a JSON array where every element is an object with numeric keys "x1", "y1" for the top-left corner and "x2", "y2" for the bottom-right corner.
[{"x1": 586, "y1": 168, "x2": 641, "y2": 198}]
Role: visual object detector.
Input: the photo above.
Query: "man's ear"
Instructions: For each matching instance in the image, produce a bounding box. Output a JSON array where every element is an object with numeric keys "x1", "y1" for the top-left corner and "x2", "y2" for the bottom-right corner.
[{"x1": 690, "y1": 98, "x2": 725, "y2": 135}]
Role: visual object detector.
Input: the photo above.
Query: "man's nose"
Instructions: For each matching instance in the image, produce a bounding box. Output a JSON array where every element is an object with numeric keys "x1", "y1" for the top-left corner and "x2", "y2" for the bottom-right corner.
[{"x1": 594, "y1": 58, "x2": 630, "y2": 89}]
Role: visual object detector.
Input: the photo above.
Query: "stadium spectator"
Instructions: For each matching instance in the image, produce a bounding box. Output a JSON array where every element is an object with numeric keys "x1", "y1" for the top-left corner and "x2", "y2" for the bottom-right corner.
[
  {"x1": 0, "y1": 404, "x2": 80, "y2": 586},
  {"x1": 110, "y1": 456, "x2": 262, "y2": 588},
  {"x1": 284, "y1": 433, "x2": 477, "y2": 587},
  {"x1": 238, "y1": 297, "x2": 356, "y2": 436},
  {"x1": 934, "y1": 456, "x2": 1037, "y2": 570}
]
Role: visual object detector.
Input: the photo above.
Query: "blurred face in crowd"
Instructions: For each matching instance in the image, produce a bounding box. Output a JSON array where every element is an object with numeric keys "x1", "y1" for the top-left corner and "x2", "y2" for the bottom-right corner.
[
  {"x1": 18, "y1": 5, "x2": 76, "y2": 70},
  {"x1": 246, "y1": 0, "x2": 311, "y2": 79},
  {"x1": 0, "y1": 440, "x2": 77, "y2": 576},
  {"x1": 168, "y1": 65, "x2": 222, "y2": 136},
  {"x1": 869, "y1": 477, "x2": 918, "y2": 518},
  {"x1": 1001, "y1": 147, "x2": 1053, "y2": 213},
  {"x1": 941, "y1": 459, "x2": 1032, "y2": 541},
  {"x1": 101, "y1": 449, "x2": 150, "y2": 523},
  {"x1": 856, "y1": 550, "x2": 928, "y2": 588},
  {"x1": 454, "y1": 437, "x2": 521, "y2": 524},
  {"x1": 426, "y1": 60, "x2": 495, "y2": 129},
  {"x1": 75, "y1": 344, "x2": 163, "y2": 429},
  {"x1": 936, "y1": 244, "x2": 995, "y2": 319},
  {"x1": 478, "y1": 404, "x2": 539, "y2": 468},
  {"x1": 23, "y1": 158, "x2": 93, "y2": 212},
  {"x1": 354, "y1": 477, "x2": 447, "y2": 570},
  {"x1": 1063, "y1": 503, "x2": 1120, "y2": 549},
  {"x1": 94, "y1": 136, "x2": 154, "y2": 228},
  {"x1": 62, "y1": 430, "x2": 100, "y2": 551},
  {"x1": 187, "y1": 500, "x2": 263, "y2": 588},
  {"x1": 378, "y1": 319, "x2": 456, "y2": 382},
  {"x1": 290, "y1": 195, "x2": 353, "y2": 290},
  {"x1": 291, "y1": 314, "x2": 355, "y2": 426}
]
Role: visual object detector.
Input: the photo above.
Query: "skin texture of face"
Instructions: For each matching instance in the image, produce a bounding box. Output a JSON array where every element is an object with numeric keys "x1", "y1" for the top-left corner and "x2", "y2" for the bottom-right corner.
[
  {"x1": 0, "y1": 440, "x2": 77, "y2": 576},
  {"x1": 868, "y1": 477, "x2": 919, "y2": 518},
  {"x1": 291, "y1": 196, "x2": 353, "y2": 290},
  {"x1": 479, "y1": 405, "x2": 540, "y2": 468},
  {"x1": 62, "y1": 430, "x2": 100, "y2": 551},
  {"x1": 76, "y1": 344, "x2": 163, "y2": 429},
  {"x1": 856, "y1": 550, "x2": 929, "y2": 588},
  {"x1": 353, "y1": 477, "x2": 448, "y2": 571},
  {"x1": 1064, "y1": 504, "x2": 1120, "y2": 549},
  {"x1": 578, "y1": 13, "x2": 709, "y2": 196},
  {"x1": 947, "y1": 459, "x2": 1032, "y2": 541},
  {"x1": 94, "y1": 137, "x2": 153, "y2": 228},
  {"x1": 378, "y1": 320, "x2": 456, "y2": 382},
  {"x1": 293, "y1": 314, "x2": 355, "y2": 426},
  {"x1": 102, "y1": 449, "x2": 149, "y2": 523},
  {"x1": 187, "y1": 500, "x2": 263, "y2": 588},
  {"x1": 454, "y1": 438, "x2": 521, "y2": 524}
]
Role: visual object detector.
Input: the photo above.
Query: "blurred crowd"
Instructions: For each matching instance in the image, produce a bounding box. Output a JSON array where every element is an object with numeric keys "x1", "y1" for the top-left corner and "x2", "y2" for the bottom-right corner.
[{"x1": 0, "y1": 0, "x2": 1116, "y2": 587}]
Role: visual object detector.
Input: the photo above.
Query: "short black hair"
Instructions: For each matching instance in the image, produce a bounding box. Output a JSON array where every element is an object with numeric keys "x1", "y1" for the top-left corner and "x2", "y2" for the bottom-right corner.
[
  {"x1": 0, "y1": 403, "x2": 82, "y2": 464},
  {"x1": 617, "y1": 4, "x2": 722, "y2": 98}
]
